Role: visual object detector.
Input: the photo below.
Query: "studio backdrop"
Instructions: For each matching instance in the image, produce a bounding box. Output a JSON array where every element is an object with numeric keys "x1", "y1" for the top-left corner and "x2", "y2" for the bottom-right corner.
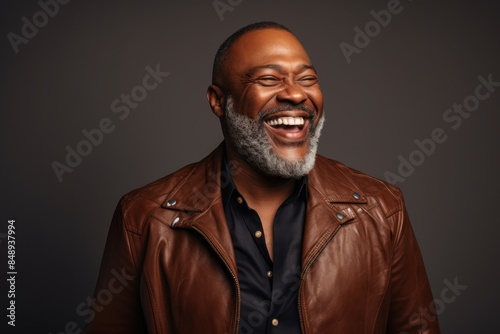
[{"x1": 1, "y1": 0, "x2": 499, "y2": 333}]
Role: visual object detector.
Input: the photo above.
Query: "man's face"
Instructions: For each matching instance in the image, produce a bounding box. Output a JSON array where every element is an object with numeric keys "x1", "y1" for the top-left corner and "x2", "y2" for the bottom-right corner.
[
  {"x1": 222, "y1": 28, "x2": 324, "y2": 164},
  {"x1": 215, "y1": 29, "x2": 323, "y2": 177}
]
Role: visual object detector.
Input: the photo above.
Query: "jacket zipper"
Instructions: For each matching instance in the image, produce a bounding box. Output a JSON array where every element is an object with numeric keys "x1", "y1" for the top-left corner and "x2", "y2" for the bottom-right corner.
[
  {"x1": 298, "y1": 223, "x2": 343, "y2": 334},
  {"x1": 191, "y1": 226, "x2": 241, "y2": 334}
]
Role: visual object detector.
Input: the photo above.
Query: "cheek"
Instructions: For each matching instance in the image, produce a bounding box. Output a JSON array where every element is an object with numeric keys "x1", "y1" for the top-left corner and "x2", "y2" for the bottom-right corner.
[
  {"x1": 307, "y1": 87, "x2": 324, "y2": 109},
  {"x1": 238, "y1": 89, "x2": 279, "y2": 117}
]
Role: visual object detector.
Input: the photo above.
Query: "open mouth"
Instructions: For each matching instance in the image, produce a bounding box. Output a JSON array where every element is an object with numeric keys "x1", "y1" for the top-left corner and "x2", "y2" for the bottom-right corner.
[
  {"x1": 265, "y1": 116, "x2": 305, "y2": 129},
  {"x1": 263, "y1": 115, "x2": 310, "y2": 141}
]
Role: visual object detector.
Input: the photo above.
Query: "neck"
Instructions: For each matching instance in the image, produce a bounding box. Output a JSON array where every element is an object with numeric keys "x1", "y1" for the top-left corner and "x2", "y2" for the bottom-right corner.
[{"x1": 226, "y1": 144, "x2": 297, "y2": 208}]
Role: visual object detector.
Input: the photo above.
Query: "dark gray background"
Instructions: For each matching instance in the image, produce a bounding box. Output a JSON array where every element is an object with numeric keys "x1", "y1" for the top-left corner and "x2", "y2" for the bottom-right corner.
[{"x1": 1, "y1": 0, "x2": 499, "y2": 333}]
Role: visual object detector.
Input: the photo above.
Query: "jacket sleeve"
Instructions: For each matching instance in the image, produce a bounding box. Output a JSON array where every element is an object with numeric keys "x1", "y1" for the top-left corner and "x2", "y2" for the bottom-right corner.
[
  {"x1": 83, "y1": 200, "x2": 148, "y2": 334},
  {"x1": 386, "y1": 191, "x2": 440, "y2": 334}
]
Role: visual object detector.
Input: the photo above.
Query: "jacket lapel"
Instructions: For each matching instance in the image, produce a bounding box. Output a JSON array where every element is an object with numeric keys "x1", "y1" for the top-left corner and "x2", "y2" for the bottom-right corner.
[
  {"x1": 302, "y1": 155, "x2": 368, "y2": 271},
  {"x1": 160, "y1": 144, "x2": 238, "y2": 275}
]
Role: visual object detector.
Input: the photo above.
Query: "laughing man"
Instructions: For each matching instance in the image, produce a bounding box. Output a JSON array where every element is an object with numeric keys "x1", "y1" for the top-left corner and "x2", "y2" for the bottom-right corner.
[{"x1": 85, "y1": 22, "x2": 440, "y2": 334}]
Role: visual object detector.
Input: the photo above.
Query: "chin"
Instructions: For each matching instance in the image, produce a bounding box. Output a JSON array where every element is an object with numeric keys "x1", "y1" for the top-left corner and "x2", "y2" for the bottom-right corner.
[{"x1": 273, "y1": 148, "x2": 309, "y2": 162}]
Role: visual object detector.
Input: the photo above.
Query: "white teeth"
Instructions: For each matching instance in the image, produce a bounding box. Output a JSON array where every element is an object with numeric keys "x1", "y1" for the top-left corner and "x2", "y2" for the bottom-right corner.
[{"x1": 266, "y1": 116, "x2": 305, "y2": 126}]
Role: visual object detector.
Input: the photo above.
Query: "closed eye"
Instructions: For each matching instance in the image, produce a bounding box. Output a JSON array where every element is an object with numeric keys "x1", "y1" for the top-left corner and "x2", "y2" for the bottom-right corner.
[
  {"x1": 256, "y1": 76, "x2": 282, "y2": 87},
  {"x1": 297, "y1": 76, "x2": 318, "y2": 86}
]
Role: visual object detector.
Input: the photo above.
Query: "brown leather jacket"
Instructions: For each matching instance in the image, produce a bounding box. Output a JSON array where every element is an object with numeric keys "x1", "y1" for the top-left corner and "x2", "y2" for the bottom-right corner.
[{"x1": 84, "y1": 145, "x2": 440, "y2": 333}]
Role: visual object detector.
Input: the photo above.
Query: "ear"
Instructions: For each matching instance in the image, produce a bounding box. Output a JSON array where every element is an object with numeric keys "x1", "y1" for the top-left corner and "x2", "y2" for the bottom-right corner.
[{"x1": 206, "y1": 84, "x2": 226, "y2": 117}]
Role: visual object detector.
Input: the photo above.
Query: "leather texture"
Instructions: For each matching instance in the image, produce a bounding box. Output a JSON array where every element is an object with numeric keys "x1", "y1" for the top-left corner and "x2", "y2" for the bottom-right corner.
[{"x1": 84, "y1": 144, "x2": 440, "y2": 333}]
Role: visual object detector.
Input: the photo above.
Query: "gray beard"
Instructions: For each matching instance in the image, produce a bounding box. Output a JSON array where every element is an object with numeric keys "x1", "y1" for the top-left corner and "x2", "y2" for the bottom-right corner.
[{"x1": 224, "y1": 97, "x2": 324, "y2": 179}]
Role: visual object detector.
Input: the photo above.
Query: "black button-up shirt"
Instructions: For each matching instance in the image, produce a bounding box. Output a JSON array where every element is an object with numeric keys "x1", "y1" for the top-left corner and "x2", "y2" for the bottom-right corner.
[{"x1": 221, "y1": 157, "x2": 307, "y2": 334}]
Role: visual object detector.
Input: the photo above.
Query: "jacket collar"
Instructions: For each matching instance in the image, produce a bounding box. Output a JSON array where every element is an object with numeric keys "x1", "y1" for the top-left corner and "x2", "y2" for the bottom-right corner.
[
  {"x1": 161, "y1": 143, "x2": 368, "y2": 268},
  {"x1": 160, "y1": 143, "x2": 237, "y2": 272},
  {"x1": 160, "y1": 143, "x2": 225, "y2": 213},
  {"x1": 300, "y1": 155, "x2": 368, "y2": 267}
]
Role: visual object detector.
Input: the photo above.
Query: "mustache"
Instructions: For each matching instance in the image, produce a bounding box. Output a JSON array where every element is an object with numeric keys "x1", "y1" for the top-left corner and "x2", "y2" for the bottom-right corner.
[{"x1": 258, "y1": 104, "x2": 316, "y2": 122}]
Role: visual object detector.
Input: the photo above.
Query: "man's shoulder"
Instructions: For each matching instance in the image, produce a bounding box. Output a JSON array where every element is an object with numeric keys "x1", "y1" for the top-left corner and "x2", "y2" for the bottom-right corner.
[
  {"x1": 114, "y1": 146, "x2": 222, "y2": 233},
  {"x1": 113, "y1": 162, "x2": 195, "y2": 231},
  {"x1": 312, "y1": 155, "x2": 403, "y2": 217},
  {"x1": 120, "y1": 162, "x2": 198, "y2": 210}
]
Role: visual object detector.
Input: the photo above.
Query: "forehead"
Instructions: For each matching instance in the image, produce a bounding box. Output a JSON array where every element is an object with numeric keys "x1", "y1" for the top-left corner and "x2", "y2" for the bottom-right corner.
[{"x1": 227, "y1": 28, "x2": 313, "y2": 73}]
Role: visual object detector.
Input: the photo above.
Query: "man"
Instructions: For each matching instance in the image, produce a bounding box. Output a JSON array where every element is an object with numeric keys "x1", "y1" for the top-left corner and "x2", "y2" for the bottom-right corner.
[{"x1": 84, "y1": 22, "x2": 440, "y2": 333}]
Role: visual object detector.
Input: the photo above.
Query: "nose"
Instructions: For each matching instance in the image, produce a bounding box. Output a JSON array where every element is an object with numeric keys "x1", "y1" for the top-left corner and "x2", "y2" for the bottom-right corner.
[{"x1": 276, "y1": 81, "x2": 307, "y2": 105}]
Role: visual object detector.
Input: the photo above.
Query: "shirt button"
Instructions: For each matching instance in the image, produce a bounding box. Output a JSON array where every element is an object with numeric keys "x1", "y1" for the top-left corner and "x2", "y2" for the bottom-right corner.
[
  {"x1": 272, "y1": 318, "x2": 279, "y2": 326},
  {"x1": 236, "y1": 196, "x2": 243, "y2": 204},
  {"x1": 254, "y1": 231, "x2": 263, "y2": 238},
  {"x1": 267, "y1": 271, "x2": 273, "y2": 278}
]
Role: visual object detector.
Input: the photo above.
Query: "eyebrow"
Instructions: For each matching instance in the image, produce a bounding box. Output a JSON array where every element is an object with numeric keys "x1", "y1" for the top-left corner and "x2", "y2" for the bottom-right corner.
[{"x1": 246, "y1": 64, "x2": 317, "y2": 77}]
